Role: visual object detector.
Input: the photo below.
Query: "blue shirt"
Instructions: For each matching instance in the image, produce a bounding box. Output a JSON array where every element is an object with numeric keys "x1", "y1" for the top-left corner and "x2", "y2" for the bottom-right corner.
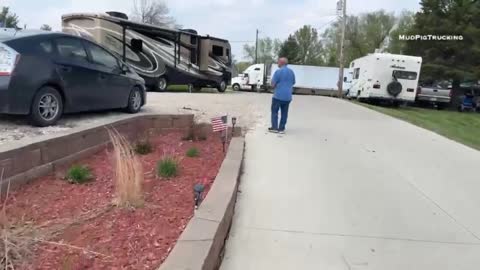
[{"x1": 272, "y1": 65, "x2": 296, "y2": 101}]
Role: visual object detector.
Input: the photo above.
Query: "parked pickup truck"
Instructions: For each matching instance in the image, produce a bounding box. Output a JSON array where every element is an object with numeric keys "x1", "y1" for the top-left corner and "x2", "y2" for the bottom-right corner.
[{"x1": 416, "y1": 84, "x2": 451, "y2": 108}]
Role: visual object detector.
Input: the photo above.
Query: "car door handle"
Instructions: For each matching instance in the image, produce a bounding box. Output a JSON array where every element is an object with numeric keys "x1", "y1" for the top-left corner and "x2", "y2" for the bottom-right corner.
[{"x1": 99, "y1": 74, "x2": 108, "y2": 80}]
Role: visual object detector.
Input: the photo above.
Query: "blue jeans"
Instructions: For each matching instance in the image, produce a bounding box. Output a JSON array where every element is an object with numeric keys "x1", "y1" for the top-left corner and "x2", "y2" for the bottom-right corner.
[{"x1": 271, "y1": 98, "x2": 291, "y2": 131}]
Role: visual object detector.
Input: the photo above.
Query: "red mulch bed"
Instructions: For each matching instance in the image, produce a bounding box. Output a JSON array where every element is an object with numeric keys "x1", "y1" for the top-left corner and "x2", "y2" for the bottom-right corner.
[{"x1": 4, "y1": 132, "x2": 228, "y2": 269}]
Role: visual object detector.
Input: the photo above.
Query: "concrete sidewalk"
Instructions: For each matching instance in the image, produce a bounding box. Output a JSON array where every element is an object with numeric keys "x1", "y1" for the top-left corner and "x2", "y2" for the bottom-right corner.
[{"x1": 220, "y1": 96, "x2": 480, "y2": 270}]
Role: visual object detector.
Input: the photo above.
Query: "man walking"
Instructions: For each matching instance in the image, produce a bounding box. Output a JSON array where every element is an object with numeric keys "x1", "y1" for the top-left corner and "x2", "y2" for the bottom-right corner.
[{"x1": 269, "y1": 57, "x2": 296, "y2": 134}]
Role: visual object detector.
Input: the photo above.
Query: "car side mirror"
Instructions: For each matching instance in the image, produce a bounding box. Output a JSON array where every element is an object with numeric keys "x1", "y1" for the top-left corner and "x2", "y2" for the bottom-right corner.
[{"x1": 343, "y1": 77, "x2": 347, "y2": 82}]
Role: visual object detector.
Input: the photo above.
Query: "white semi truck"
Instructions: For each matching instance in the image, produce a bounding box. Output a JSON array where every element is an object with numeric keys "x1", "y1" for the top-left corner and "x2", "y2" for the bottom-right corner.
[{"x1": 231, "y1": 63, "x2": 351, "y2": 95}]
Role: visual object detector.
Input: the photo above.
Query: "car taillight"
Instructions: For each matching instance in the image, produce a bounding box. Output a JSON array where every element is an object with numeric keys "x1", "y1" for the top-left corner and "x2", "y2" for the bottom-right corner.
[
  {"x1": 449, "y1": 89, "x2": 452, "y2": 97},
  {"x1": 0, "y1": 43, "x2": 20, "y2": 76},
  {"x1": 417, "y1": 86, "x2": 422, "y2": 95}
]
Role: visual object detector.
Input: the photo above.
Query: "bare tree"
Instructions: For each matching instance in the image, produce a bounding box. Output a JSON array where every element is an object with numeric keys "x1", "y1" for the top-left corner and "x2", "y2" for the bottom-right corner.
[
  {"x1": 40, "y1": 24, "x2": 52, "y2": 31},
  {"x1": 132, "y1": 0, "x2": 178, "y2": 28}
]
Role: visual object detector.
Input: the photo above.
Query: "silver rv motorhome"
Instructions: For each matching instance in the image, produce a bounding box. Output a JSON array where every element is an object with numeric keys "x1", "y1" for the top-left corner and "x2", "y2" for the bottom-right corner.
[
  {"x1": 347, "y1": 53, "x2": 422, "y2": 103},
  {"x1": 62, "y1": 12, "x2": 232, "y2": 92}
]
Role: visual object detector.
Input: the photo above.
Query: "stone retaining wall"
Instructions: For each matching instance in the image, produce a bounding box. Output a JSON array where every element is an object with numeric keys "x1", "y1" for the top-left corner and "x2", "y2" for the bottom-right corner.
[{"x1": 0, "y1": 114, "x2": 194, "y2": 192}]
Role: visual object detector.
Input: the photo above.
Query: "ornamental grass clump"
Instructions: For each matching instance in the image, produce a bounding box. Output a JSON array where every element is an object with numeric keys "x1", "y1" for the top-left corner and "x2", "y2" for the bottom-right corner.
[{"x1": 107, "y1": 128, "x2": 144, "y2": 208}]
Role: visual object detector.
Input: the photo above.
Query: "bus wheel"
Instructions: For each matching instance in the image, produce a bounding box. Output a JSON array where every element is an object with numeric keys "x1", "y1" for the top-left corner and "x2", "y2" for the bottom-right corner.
[
  {"x1": 217, "y1": 81, "x2": 227, "y2": 93},
  {"x1": 189, "y1": 84, "x2": 202, "y2": 92},
  {"x1": 156, "y1": 77, "x2": 168, "y2": 92}
]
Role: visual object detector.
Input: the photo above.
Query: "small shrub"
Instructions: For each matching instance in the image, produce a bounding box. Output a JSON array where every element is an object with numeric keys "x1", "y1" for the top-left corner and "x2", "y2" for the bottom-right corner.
[
  {"x1": 186, "y1": 147, "x2": 199, "y2": 157},
  {"x1": 66, "y1": 165, "x2": 93, "y2": 184},
  {"x1": 157, "y1": 157, "x2": 178, "y2": 178},
  {"x1": 134, "y1": 141, "x2": 153, "y2": 155}
]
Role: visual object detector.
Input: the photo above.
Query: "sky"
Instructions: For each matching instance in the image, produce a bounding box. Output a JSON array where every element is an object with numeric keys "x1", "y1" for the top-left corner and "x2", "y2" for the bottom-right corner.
[{"x1": 3, "y1": 0, "x2": 421, "y2": 60}]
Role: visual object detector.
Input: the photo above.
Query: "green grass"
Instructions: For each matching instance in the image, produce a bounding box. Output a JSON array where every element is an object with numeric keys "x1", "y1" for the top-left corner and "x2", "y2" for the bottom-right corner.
[
  {"x1": 66, "y1": 165, "x2": 93, "y2": 184},
  {"x1": 167, "y1": 85, "x2": 231, "y2": 93},
  {"x1": 358, "y1": 102, "x2": 480, "y2": 150},
  {"x1": 157, "y1": 157, "x2": 179, "y2": 178},
  {"x1": 168, "y1": 85, "x2": 189, "y2": 92},
  {"x1": 186, "y1": 147, "x2": 200, "y2": 157}
]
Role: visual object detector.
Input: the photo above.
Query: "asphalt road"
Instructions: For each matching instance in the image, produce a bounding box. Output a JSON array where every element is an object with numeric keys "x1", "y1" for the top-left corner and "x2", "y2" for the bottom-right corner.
[{"x1": 221, "y1": 96, "x2": 480, "y2": 270}]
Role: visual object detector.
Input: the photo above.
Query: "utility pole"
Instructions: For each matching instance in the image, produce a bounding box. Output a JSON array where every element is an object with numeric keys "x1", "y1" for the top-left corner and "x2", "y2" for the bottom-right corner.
[
  {"x1": 255, "y1": 29, "x2": 259, "y2": 64},
  {"x1": 337, "y1": 0, "x2": 347, "y2": 98}
]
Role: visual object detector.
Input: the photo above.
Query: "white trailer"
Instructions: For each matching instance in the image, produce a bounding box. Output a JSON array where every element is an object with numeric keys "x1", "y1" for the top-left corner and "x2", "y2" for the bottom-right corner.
[
  {"x1": 347, "y1": 53, "x2": 422, "y2": 103},
  {"x1": 231, "y1": 63, "x2": 351, "y2": 95}
]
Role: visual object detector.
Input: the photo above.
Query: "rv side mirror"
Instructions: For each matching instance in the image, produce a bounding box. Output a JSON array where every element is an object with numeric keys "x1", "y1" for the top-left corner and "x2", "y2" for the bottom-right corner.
[
  {"x1": 343, "y1": 77, "x2": 347, "y2": 82},
  {"x1": 131, "y1": 39, "x2": 143, "y2": 53},
  {"x1": 121, "y1": 64, "x2": 129, "y2": 73}
]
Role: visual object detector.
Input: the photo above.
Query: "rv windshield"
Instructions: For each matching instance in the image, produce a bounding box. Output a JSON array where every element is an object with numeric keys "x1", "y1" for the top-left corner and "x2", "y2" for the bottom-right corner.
[{"x1": 393, "y1": 70, "x2": 417, "y2": 80}]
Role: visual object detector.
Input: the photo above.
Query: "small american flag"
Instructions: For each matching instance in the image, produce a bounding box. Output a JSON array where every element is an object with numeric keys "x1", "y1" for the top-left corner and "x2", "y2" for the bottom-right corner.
[{"x1": 211, "y1": 115, "x2": 228, "y2": 132}]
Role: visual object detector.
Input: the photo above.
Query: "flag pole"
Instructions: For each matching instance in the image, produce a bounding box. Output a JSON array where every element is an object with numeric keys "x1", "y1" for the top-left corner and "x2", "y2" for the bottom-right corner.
[{"x1": 223, "y1": 115, "x2": 228, "y2": 153}]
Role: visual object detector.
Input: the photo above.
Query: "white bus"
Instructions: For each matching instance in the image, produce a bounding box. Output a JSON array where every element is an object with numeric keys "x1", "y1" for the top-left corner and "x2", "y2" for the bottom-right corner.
[
  {"x1": 347, "y1": 53, "x2": 422, "y2": 104},
  {"x1": 62, "y1": 12, "x2": 232, "y2": 92}
]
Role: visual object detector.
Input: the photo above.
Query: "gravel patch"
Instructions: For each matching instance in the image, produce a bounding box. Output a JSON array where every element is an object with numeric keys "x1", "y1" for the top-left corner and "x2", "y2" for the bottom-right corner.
[{"x1": 0, "y1": 91, "x2": 271, "y2": 146}]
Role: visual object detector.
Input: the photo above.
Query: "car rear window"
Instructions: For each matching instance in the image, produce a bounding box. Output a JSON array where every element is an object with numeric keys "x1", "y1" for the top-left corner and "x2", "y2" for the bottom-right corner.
[
  {"x1": 39, "y1": 40, "x2": 54, "y2": 54},
  {"x1": 393, "y1": 70, "x2": 418, "y2": 80},
  {"x1": 55, "y1": 37, "x2": 88, "y2": 62}
]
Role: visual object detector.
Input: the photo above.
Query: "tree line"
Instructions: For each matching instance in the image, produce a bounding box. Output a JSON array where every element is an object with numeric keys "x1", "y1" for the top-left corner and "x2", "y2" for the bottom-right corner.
[{"x1": 239, "y1": 0, "x2": 480, "y2": 84}]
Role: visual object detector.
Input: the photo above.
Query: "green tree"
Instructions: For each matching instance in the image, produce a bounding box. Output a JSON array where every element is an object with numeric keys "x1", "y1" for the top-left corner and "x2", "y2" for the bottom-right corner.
[
  {"x1": 235, "y1": 61, "x2": 252, "y2": 74},
  {"x1": 386, "y1": 11, "x2": 415, "y2": 54},
  {"x1": 362, "y1": 10, "x2": 396, "y2": 53},
  {"x1": 278, "y1": 34, "x2": 300, "y2": 63},
  {"x1": 40, "y1": 24, "x2": 52, "y2": 31},
  {"x1": 322, "y1": 10, "x2": 396, "y2": 66},
  {"x1": 243, "y1": 38, "x2": 282, "y2": 64},
  {"x1": 293, "y1": 25, "x2": 324, "y2": 65},
  {"x1": 405, "y1": 0, "x2": 480, "y2": 84},
  {"x1": 0, "y1": 7, "x2": 19, "y2": 28},
  {"x1": 322, "y1": 23, "x2": 339, "y2": 67}
]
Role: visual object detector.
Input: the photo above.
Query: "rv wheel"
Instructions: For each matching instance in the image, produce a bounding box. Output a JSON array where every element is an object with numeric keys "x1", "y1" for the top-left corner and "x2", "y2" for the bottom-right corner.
[
  {"x1": 157, "y1": 77, "x2": 168, "y2": 92},
  {"x1": 232, "y1": 84, "x2": 241, "y2": 91},
  {"x1": 217, "y1": 81, "x2": 227, "y2": 93},
  {"x1": 387, "y1": 81, "x2": 403, "y2": 97}
]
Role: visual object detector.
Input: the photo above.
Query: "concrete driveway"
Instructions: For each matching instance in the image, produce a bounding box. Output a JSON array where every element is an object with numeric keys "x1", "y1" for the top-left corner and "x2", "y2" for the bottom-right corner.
[{"x1": 220, "y1": 96, "x2": 480, "y2": 270}]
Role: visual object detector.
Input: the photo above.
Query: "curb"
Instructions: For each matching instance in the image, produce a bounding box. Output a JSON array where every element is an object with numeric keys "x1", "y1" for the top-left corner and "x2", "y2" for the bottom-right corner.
[{"x1": 159, "y1": 137, "x2": 245, "y2": 270}]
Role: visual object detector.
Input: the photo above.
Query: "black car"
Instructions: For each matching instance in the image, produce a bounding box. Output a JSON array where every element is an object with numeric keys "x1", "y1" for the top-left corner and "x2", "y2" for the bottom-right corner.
[{"x1": 0, "y1": 30, "x2": 146, "y2": 126}]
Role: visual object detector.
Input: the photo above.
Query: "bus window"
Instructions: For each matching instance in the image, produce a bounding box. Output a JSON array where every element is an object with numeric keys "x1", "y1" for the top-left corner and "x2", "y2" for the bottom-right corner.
[{"x1": 212, "y1": 45, "x2": 224, "y2": 57}]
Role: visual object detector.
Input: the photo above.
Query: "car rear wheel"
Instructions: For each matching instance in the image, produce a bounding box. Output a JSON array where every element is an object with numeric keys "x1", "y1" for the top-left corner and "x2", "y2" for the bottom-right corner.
[
  {"x1": 126, "y1": 87, "x2": 143, "y2": 114},
  {"x1": 30, "y1": 87, "x2": 63, "y2": 127}
]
